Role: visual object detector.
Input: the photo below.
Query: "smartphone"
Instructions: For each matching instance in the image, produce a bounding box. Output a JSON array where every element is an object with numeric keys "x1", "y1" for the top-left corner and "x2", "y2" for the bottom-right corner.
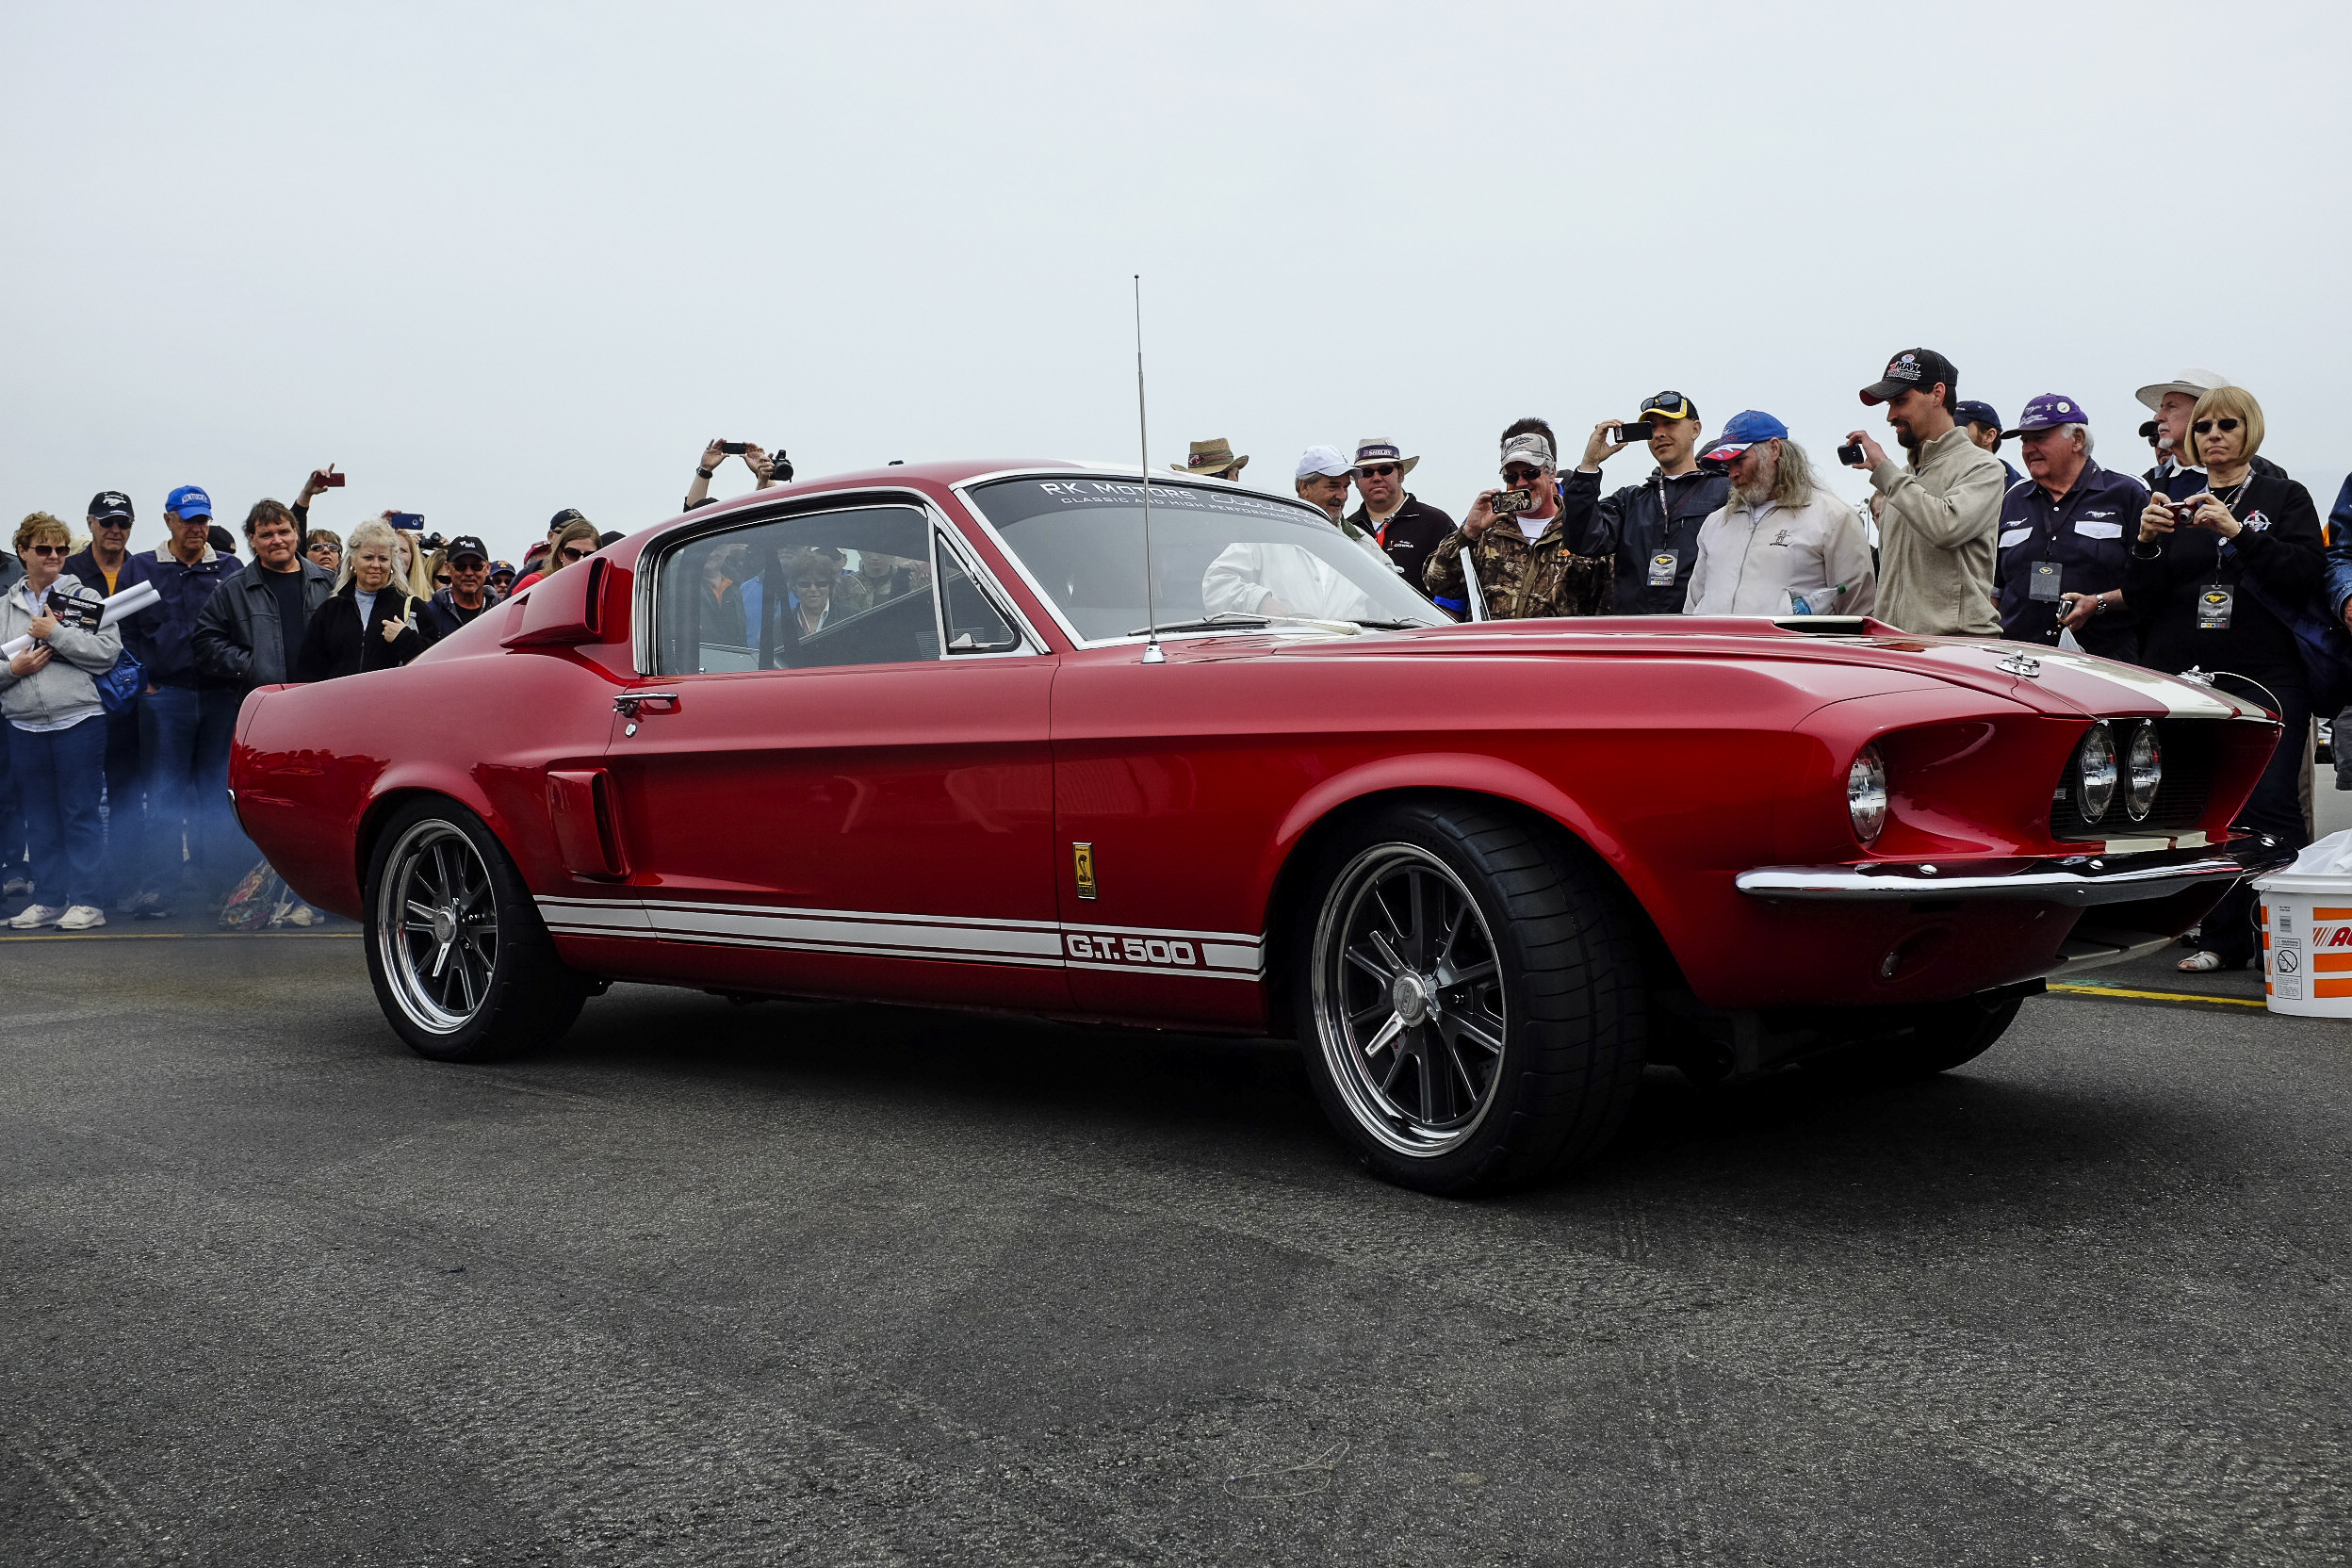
[
  {"x1": 1838, "y1": 441, "x2": 1867, "y2": 466},
  {"x1": 720, "y1": 441, "x2": 749, "y2": 455},
  {"x1": 387, "y1": 512, "x2": 425, "y2": 530},
  {"x1": 1491, "y1": 487, "x2": 1535, "y2": 518},
  {"x1": 320, "y1": 470, "x2": 347, "y2": 488},
  {"x1": 1618, "y1": 421, "x2": 1656, "y2": 443}
]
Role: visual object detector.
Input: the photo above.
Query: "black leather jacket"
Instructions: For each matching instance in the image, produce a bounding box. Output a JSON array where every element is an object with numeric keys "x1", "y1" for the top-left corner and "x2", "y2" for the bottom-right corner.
[{"x1": 195, "y1": 559, "x2": 337, "y2": 690}]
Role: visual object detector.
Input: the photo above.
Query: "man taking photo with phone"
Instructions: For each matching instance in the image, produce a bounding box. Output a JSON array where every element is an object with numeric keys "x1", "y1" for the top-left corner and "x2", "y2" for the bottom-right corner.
[
  {"x1": 1560, "y1": 391, "x2": 1731, "y2": 615},
  {"x1": 1424, "y1": 422, "x2": 1612, "y2": 619},
  {"x1": 1846, "y1": 348, "x2": 2003, "y2": 636}
]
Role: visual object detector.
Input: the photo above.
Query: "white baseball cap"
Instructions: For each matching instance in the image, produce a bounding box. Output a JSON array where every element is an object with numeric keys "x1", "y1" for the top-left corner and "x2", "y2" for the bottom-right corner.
[{"x1": 1295, "y1": 445, "x2": 1352, "y2": 480}]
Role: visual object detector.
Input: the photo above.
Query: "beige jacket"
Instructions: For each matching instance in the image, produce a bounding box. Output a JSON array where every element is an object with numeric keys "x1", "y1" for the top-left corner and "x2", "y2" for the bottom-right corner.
[
  {"x1": 1683, "y1": 487, "x2": 1877, "y2": 617},
  {"x1": 1869, "y1": 425, "x2": 2004, "y2": 635}
]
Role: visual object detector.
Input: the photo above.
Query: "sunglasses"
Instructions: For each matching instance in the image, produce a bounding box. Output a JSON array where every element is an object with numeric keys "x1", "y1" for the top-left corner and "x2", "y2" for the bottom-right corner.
[
  {"x1": 24, "y1": 543, "x2": 70, "y2": 557},
  {"x1": 1355, "y1": 464, "x2": 1399, "y2": 479},
  {"x1": 2192, "y1": 417, "x2": 2242, "y2": 434},
  {"x1": 1642, "y1": 393, "x2": 1692, "y2": 418},
  {"x1": 558, "y1": 546, "x2": 592, "y2": 563},
  {"x1": 1501, "y1": 465, "x2": 1547, "y2": 484},
  {"x1": 434, "y1": 574, "x2": 454, "y2": 586}
]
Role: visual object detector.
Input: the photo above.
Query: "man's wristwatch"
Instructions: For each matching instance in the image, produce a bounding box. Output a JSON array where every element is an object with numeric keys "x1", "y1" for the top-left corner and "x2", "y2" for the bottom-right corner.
[{"x1": 694, "y1": 466, "x2": 714, "y2": 479}]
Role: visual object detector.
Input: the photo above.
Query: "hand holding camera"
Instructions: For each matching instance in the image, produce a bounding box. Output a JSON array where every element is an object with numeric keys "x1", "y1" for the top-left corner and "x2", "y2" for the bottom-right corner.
[
  {"x1": 1580, "y1": 420, "x2": 1651, "y2": 470},
  {"x1": 2180, "y1": 493, "x2": 2241, "y2": 539},
  {"x1": 1839, "y1": 432, "x2": 1885, "y2": 470},
  {"x1": 2137, "y1": 495, "x2": 2180, "y2": 544}
]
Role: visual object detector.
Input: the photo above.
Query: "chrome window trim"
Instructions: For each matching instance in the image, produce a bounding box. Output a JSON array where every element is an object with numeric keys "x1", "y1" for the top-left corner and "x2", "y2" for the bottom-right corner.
[
  {"x1": 631, "y1": 487, "x2": 1046, "y2": 676},
  {"x1": 945, "y1": 466, "x2": 1431, "y2": 652}
]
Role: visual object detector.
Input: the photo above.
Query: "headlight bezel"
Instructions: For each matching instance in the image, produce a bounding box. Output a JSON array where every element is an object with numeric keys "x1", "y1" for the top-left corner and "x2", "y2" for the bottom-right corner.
[
  {"x1": 1848, "y1": 743, "x2": 1888, "y2": 846},
  {"x1": 2072, "y1": 721, "x2": 2119, "y2": 825},
  {"x1": 2124, "y1": 719, "x2": 2163, "y2": 821}
]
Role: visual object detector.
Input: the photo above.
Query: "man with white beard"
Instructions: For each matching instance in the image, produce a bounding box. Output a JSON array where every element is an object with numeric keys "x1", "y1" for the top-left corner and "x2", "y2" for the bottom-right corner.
[{"x1": 1681, "y1": 412, "x2": 1876, "y2": 618}]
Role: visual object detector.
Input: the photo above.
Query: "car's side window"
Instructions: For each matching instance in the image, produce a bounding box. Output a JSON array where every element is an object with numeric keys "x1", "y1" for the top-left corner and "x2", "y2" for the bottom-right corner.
[{"x1": 653, "y1": 505, "x2": 941, "y2": 676}]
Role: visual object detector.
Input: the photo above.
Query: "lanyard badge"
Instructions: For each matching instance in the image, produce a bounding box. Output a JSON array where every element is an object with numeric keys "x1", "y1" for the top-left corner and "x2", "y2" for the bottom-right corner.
[
  {"x1": 2028, "y1": 560, "x2": 2064, "y2": 602},
  {"x1": 2197, "y1": 584, "x2": 2233, "y2": 631}
]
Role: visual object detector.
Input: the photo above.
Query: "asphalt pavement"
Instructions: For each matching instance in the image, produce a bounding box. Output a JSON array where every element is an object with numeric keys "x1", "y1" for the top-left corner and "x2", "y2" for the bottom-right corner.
[{"x1": 5, "y1": 892, "x2": 2351, "y2": 1567}]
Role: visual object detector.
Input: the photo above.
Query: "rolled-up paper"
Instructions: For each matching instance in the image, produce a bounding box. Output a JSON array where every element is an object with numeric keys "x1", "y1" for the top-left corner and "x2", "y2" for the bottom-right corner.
[{"x1": 3, "y1": 578, "x2": 161, "y2": 662}]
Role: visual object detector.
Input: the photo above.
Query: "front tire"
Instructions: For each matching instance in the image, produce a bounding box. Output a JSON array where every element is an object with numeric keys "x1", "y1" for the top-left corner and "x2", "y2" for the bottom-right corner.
[
  {"x1": 1294, "y1": 801, "x2": 1647, "y2": 1196},
  {"x1": 363, "y1": 799, "x2": 590, "y2": 1062}
]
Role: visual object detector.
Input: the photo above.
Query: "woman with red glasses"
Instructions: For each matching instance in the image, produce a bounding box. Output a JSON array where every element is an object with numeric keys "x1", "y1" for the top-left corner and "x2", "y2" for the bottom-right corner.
[
  {"x1": 509, "y1": 518, "x2": 601, "y2": 595},
  {"x1": 1, "y1": 512, "x2": 125, "y2": 930},
  {"x1": 2128, "y1": 384, "x2": 2324, "y2": 972}
]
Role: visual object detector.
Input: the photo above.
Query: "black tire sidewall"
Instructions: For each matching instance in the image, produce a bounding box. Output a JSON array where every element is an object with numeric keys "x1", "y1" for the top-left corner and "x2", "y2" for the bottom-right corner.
[
  {"x1": 1293, "y1": 801, "x2": 1641, "y2": 1196},
  {"x1": 363, "y1": 798, "x2": 581, "y2": 1062}
]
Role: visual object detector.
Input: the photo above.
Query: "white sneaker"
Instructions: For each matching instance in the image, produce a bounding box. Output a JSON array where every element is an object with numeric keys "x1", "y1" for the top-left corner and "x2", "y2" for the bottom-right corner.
[
  {"x1": 55, "y1": 906, "x2": 106, "y2": 932},
  {"x1": 8, "y1": 904, "x2": 65, "y2": 929}
]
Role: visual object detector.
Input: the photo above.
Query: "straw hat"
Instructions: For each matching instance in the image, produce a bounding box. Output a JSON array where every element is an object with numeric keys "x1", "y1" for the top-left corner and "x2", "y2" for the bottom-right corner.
[
  {"x1": 1174, "y1": 437, "x2": 1248, "y2": 479},
  {"x1": 1350, "y1": 437, "x2": 1419, "y2": 477}
]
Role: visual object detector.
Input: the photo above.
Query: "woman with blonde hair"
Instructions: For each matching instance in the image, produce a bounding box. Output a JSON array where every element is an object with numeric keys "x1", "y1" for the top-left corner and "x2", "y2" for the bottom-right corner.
[
  {"x1": 1, "y1": 513, "x2": 124, "y2": 930},
  {"x1": 511, "y1": 518, "x2": 601, "y2": 594},
  {"x1": 296, "y1": 516, "x2": 433, "y2": 681},
  {"x1": 388, "y1": 524, "x2": 435, "y2": 600},
  {"x1": 2127, "y1": 384, "x2": 2325, "y2": 972}
]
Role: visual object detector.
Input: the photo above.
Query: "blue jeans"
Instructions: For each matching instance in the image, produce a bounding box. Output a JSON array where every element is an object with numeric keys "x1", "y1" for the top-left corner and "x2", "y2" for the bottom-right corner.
[
  {"x1": 0, "y1": 723, "x2": 25, "y2": 884},
  {"x1": 138, "y1": 683, "x2": 249, "y2": 904},
  {"x1": 97, "y1": 702, "x2": 143, "y2": 904},
  {"x1": 11, "y1": 716, "x2": 107, "y2": 910}
]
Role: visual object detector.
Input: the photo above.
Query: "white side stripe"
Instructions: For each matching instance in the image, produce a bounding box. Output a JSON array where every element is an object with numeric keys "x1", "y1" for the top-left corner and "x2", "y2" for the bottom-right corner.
[{"x1": 537, "y1": 895, "x2": 1264, "y2": 981}]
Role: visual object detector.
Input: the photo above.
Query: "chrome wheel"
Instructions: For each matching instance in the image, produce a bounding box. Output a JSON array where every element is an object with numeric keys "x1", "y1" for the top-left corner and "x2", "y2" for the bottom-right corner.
[
  {"x1": 1311, "y1": 844, "x2": 1507, "y2": 1158},
  {"x1": 376, "y1": 819, "x2": 499, "y2": 1036}
]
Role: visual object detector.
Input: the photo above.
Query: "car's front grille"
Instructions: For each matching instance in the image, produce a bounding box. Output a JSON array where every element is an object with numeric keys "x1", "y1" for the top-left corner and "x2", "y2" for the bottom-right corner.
[{"x1": 2048, "y1": 718, "x2": 2220, "y2": 841}]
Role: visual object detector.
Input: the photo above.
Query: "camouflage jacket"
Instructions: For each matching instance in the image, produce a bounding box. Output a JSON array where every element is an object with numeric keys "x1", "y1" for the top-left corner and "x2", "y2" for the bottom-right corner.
[{"x1": 1421, "y1": 511, "x2": 1614, "y2": 619}]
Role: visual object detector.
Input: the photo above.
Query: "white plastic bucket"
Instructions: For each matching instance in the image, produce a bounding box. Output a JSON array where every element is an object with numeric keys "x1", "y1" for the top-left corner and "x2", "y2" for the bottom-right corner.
[{"x1": 2252, "y1": 874, "x2": 2352, "y2": 1017}]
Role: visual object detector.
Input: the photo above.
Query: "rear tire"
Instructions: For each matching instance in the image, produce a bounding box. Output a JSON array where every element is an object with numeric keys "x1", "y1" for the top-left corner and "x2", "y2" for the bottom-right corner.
[
  {"x1": 363, "y1": 798, "x2": 591, "y2": 1062},
  {"x1": 1293, "y1": 800, "x2": 1647, "y2": 1196}
]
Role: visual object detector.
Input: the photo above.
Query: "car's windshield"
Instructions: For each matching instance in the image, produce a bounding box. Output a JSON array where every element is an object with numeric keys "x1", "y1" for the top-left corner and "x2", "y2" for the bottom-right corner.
[{"x1": 965, "y1": 476, "x2": 1446, "y2": 641}]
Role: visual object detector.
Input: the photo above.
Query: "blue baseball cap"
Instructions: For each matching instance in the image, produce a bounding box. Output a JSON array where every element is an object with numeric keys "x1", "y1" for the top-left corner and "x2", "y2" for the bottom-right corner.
[
  {"x1": 165, "y1": 484, "x2": 214, "y2": 519},
  {"x1": 1954, "y1": 400, "x2": 2003, "y2": 432},
  {"x1": 2002, "y1": 393, "x2": 2087, "y2": 439},
  {"x1": 1699, "y1": 410, "x2": 1789, "y2": 464}
]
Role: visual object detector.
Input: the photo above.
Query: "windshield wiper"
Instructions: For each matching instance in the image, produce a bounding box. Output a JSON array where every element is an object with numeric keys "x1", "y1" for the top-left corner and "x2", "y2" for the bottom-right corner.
[
  {"x1": 1345, "y1": 618, "x2": 1429, "y2": 630},
  {"x1": 1125, "y1": 612, "x2": 1272, "y2": 635}
]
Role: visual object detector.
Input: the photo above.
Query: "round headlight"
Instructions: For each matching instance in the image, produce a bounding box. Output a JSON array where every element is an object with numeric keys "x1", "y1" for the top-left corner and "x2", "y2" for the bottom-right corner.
[
  {"x1": 2125, "y1": 720, "x2": 2163, "y2": 820},
  {"x1": 2074, "y1": 722, "x2": 2118, "y2": 824},
  {"x1": 1848, "y1": 743, "x2": 1887, "y2": 845}
]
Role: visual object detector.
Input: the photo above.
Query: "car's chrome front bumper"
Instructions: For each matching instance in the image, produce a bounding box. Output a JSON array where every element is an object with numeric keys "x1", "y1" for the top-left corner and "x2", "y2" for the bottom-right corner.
[{"x1": 1735, "y1": 840, "x2": 2290, "y2": 907}]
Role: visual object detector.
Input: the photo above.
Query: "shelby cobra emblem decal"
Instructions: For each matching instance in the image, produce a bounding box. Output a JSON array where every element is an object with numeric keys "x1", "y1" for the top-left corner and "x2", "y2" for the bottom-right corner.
[
  {"x1": 1073, "y1": 841, "x2": 1097, "y2": 901},
  {"x1": 534, "y1": 895, "x2": 1262, "y2": 981}
]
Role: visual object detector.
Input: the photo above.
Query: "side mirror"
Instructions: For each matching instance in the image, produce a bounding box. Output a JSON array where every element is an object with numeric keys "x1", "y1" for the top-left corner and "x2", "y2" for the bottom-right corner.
[{"x1": 504, "y1": 557, "x2": 624, "y2": 646}]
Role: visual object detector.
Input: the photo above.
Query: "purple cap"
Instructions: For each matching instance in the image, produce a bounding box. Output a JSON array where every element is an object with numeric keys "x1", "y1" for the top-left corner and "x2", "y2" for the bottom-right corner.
[{"x1": 2002, "y1": 393, "x2": 2087, "y2": 439}]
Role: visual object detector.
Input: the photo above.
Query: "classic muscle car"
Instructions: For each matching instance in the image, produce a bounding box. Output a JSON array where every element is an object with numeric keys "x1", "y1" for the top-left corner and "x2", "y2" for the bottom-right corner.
[{"x1": 231, "y1": 463, "x2": 2284, "y2": 1194}]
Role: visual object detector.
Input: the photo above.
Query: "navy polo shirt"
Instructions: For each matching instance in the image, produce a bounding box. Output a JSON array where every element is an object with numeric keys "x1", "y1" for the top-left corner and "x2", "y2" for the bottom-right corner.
[{"x1": 1994, "y1": 459, "x2": 2148, "y2": 655}]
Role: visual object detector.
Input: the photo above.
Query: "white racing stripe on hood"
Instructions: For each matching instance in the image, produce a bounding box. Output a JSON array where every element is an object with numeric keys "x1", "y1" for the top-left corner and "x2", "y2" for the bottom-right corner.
[{"x1": 2017, "y1": 649, "x2": 2246, "y2": 718}]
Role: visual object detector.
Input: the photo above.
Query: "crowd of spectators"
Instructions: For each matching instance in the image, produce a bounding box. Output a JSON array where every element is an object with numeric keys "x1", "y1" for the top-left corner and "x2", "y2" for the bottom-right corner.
[{"x1": 6, "y1": 400, "x2": 2351, "y2": 972}]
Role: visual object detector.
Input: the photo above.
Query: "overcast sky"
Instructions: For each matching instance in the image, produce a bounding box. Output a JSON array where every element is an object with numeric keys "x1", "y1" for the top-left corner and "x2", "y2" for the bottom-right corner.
[{"x1": 7, "y1": 1, "x2": 2350, "y2": 564}]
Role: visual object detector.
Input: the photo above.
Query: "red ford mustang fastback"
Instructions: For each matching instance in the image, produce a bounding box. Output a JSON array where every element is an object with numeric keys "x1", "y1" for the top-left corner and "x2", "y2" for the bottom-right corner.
[{"x1": 231, "y1": 462, "x2": 2281, "y2": 1193}]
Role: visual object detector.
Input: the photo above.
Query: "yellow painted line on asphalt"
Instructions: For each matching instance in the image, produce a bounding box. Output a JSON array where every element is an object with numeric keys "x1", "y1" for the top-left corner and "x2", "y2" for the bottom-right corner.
[
  {"x1": 2048, "y1": 982, "x2": 2266, "y2": 1009},
  {"x1": 0, "y1": 930, "x2": 359, "y2": 942}
]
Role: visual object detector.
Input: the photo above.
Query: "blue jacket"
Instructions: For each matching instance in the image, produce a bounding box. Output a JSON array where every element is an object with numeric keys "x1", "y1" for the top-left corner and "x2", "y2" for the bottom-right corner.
[
  {"x1": 2321, "y1": 473, "x2": 2352, "y2": 617},
  {"x1": 1994, "y1": 461, "x2": 2147, "y2": 661},
  {"x1": 122, "y1": 544, "x2": 242, "y2": 689}
]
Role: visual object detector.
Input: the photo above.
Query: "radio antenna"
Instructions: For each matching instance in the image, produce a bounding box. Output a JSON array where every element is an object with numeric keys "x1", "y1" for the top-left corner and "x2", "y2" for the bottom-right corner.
[{"x1": 1134, "y1": 274, "x2": 1165, "y2": 663}]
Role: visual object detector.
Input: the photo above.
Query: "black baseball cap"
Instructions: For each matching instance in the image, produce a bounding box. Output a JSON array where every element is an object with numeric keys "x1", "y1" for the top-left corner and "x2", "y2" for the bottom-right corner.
[
  {"x1": 1953, "y1": 400, "x2": 2002, "y2": 431},
  {"x1": 548, "y1": 507, "x2": 588, "y2": 531},
  {"x1": 444, "y1": 534, "x2": 490, "y2": 564},
  {"x1": 88, "y1": 491, "x2": 135, "y2": 523},
  {"x1": 1859, "y1": 348, "x2": 1958, "y2": 406}
]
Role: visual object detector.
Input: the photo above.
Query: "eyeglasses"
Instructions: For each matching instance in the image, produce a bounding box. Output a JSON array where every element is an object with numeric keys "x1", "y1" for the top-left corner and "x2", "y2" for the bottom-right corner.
[
  {"x1": 558, "y1": 546, "x2": 591, "y2": 563},
  {"x1": 24, "y1": 544, "x2": 69, "y2": 557},
  {"x1": 2192, "y1": 417, "x2": 2242, "y2": 434},
  {"x1": 434, "y1": 574, "x2": 454, "y2": 586},
  {"x1": 1354, "y1": 464, "x2": 1399, "y2": 479},
  {"x1": 1501, "y1": 465, "x2": 1547, "y2": 485}
]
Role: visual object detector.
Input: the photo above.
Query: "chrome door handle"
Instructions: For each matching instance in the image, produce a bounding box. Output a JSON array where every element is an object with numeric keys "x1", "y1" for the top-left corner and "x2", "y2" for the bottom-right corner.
[{"x1": 613, "y1": 692, "x2": 678, "y2": 716}]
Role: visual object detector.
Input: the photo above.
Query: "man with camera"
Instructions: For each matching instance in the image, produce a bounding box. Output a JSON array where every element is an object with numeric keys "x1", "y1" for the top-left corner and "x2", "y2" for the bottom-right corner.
[
  {"x1": 1846, "y1": 348, "x2": 2004, "y2": 636},
  {"x1": 1991, "y1": 395, "x2": 2147, "y2": 662},
  {"x1": 1344, "y1": 437, "x2": 1454, "y2": 590},
  {"x1": 1560, "y1": 391, "x2": 1731, "y2": 615},
  {"x1": 1423, "y1": 424, "x2": 1612, "y2": 619},
  {"x1": 686, "y1": 439, "x2": 787, "y2": 513}
]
